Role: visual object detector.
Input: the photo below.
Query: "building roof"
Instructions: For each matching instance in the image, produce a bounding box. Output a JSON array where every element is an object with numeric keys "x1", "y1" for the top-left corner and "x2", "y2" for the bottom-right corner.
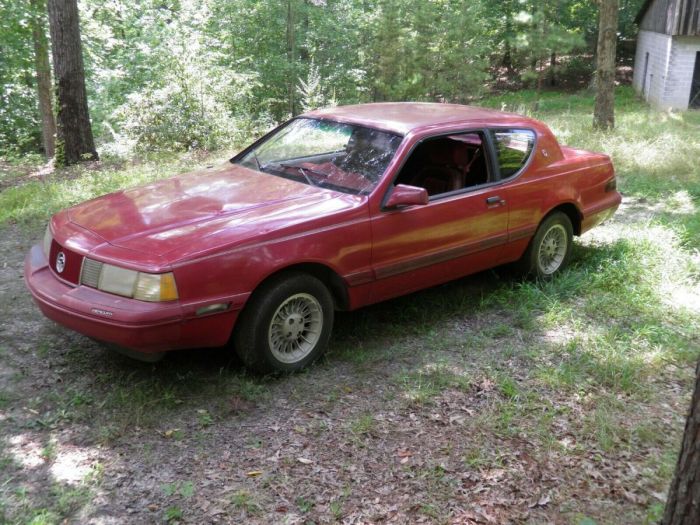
[
  {"x1": 635, "y1": 0, "x2": 700, "y2": 36},
  {"x1": 635, "y1": 0, "x2": 655, "y2": 25}
]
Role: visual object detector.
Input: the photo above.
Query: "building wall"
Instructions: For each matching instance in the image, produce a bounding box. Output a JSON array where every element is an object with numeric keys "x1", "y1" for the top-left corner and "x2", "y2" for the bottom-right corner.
[
  {"x1": 633, "y1": 30, "x2": 673, "y2": 107},
  {"x1": 665, "y1": 36, "x2": 700, "y2": 108}
]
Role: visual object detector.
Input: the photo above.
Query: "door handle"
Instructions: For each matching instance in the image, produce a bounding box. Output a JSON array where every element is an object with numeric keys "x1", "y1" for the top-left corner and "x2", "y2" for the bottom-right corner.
[{"x1": 486, "y1": 196, "x2": 505, "y2": 205}]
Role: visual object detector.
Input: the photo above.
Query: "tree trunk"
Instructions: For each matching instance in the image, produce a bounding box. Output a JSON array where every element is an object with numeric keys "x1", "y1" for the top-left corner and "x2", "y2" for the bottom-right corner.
[
  {"x1": 502, "y1": 43, "x2": 513, "y2": 73},
  {"x1": 549, "y1": 0, "x2": 560, "y2": 87},
  {"x1": 286, "y1": 0, "x2": 297, "y2": 117},
  {"x1": 663, "y1": 360, "x2": 700, "y2": 525},
  {"x1": 46, "y1": 0, "x2": 98, "y2": 165},
  {"x1": 593, "y1": 0, "x2": 618, "y2": 130},
  {"x1": 502, "y1": 3, "x2": 515, "y2": 77},
  {"x1": 549, "y1": 51, "x2": 557, "y2": 87},
  {"x1": 30, "y1": 0, "x2": 56, "y2": 159}
]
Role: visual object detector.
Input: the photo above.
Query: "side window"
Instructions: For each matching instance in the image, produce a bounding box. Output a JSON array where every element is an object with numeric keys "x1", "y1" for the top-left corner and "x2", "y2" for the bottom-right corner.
[
  {"x1": 490, "y1": 129, "x2": 536, "y2": 178},
  {"x1": 393, "y1": 132, "x2": 490, "y2": 198}
]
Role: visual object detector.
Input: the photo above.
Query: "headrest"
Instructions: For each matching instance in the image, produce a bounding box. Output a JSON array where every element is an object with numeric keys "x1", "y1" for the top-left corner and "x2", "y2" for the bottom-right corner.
[
  {"x1": 368, "y1": 132, "x2": 395, "y2": 152},
  {"x1": 452, "y1": 145, "x2": 470, "y2": 166},
  {"x1": 427, "y1": 142, "x2": 455, "y2": 164},
  {"x1": 348, "y1": 128, "x2": 394, "y2": 153}
]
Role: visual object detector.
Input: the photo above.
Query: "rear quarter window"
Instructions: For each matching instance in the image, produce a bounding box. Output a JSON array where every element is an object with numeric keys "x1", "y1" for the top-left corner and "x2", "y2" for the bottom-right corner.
[{"x1": 490, "y1": 129, "x2": 536, "y2": 178}]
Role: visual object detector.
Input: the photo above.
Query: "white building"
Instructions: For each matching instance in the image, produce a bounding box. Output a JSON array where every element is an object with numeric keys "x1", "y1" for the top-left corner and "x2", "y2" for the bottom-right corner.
[{"x1": 633, "y1": 0, "x2": 700, "y2": 110}]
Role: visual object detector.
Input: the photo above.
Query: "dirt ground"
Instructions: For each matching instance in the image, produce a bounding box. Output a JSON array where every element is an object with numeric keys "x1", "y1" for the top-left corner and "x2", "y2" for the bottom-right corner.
[{"x1": 0, "y1": 197, "x2": 696, "y2": 524}]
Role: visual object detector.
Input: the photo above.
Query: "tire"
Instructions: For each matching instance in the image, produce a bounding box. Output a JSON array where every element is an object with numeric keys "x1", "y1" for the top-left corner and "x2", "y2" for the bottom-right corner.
[
  {"x1": 233, "y1": 272, "x2": 334, "y2": 374},
  {"x1": 515, "y1": 211, "x2": 573, "y2": 280}
]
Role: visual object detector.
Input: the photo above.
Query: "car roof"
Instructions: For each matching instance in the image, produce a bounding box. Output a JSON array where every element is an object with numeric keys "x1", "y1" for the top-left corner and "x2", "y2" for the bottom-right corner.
[{"x1": 303, "y1": 102, "x2": 540, "y2": 136}]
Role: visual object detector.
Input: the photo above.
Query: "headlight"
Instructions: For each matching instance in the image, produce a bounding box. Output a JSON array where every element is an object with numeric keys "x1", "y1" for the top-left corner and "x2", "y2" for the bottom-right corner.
[
  {"x1": 81, "y1": 258, "x2": 178, "y2": 302},
  {"x1": 98, "y1": 264, "x2": 138, "y2": 297},
  {"x1": 43, "y1": 223, "x2": 53, "y2": 257},
  {"x1": 134, "y1": 272, "x2": 178, "y2": 302}
]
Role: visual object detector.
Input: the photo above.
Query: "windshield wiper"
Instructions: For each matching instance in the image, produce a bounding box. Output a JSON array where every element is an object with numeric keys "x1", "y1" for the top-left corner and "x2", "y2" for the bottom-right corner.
[
  {"x1": 276, "y1": 163, "x2": 318, "y2": 187},
  {"x1": 251, "y1": 150, "x2": 264, "y2": 172}
]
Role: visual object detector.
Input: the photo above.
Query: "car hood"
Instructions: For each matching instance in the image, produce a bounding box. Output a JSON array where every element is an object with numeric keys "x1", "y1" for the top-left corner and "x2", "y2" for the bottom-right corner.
[{"x1": 65, "y1": 163, "x2": 363, "y2": 261}]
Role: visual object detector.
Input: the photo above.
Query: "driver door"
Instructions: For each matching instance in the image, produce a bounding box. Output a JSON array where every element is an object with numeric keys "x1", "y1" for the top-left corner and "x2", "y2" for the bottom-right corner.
[{"x1": 369, "y1": 131, "x2": 510, "y2": 302}]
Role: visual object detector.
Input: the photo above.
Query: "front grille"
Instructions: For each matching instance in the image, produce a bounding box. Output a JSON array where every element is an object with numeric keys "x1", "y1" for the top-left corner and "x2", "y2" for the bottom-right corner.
[{"x1": 80, "y1": 258, "x2": 103, "y2": 288}]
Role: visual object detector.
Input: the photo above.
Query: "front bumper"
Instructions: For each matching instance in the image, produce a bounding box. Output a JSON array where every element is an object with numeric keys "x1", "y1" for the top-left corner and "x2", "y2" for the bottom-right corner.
[{"x1": 24, "y1": 245, "x2": 238, "y2": 353}]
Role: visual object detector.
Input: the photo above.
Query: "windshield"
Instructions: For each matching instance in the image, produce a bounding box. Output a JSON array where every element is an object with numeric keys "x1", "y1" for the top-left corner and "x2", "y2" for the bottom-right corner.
[{"x1": 234, "y1": 118, "x2": 403, "y2": 195}]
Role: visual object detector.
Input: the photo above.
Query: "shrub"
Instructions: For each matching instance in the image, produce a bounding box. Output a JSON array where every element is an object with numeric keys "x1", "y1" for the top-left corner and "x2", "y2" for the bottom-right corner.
[{"x1": 111, "y1": 59, "x2": 269, "y2": 153}]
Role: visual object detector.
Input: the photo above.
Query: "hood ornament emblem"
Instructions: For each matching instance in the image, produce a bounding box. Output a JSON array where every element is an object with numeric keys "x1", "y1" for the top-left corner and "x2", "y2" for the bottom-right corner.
[{"x1": 56, "y1": 252, "x2": 66, "y2": 273}]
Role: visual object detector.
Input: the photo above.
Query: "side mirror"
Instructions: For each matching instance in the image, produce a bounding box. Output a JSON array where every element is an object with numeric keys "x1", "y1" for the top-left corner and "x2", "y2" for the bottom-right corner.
[{"x1": 385, "y1": 184, "x2": 429, "y2": 209}]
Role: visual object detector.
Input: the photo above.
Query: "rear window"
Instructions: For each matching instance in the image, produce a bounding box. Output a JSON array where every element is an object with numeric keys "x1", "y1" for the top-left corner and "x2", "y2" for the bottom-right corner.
[{"x1": 490, "y1": 129, "x2": 535, "y2": 178}]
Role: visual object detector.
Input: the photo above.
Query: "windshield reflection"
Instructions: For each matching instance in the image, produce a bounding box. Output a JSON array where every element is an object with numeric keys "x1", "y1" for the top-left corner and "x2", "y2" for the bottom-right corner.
[{"x1": 235, "y1": 118, "x2": 403, "y2": 195}]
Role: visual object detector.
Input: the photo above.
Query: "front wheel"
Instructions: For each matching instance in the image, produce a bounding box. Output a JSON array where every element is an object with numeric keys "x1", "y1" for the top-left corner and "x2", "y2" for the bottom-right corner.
[
  {"x1": 516, "y1": 211, "x2": 573, "y2": 280},
  {"x1": 233, "y1": 272, "x2": 334, "y2": 374}
]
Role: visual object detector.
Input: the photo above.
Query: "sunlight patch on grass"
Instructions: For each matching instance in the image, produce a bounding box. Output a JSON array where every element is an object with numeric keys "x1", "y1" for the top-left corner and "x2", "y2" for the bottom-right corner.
[
  {"x1": 7, "y1": 433, "x2": 45, "y2": 470},
  {"x1": 487, "y1": 217, "x2": 699, "y2": 398}
]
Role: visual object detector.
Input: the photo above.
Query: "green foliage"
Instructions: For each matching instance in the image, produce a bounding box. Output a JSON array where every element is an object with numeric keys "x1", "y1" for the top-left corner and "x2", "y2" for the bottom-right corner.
[
  {"x1": 0, "y1": 0, "x2": 42, "y2": 155},
  {"x1": 298, "y1": 61, "x2": 335, "y2": 112},
  {"x1": 367, "y1": 0, "x2": 491, "y2": 102},
  {"x1": 0, "y1": 0, "x2": 649, "y2": 156},
  {"x1": 113, "y1": 76, "x2": 233, "y2": 152}
]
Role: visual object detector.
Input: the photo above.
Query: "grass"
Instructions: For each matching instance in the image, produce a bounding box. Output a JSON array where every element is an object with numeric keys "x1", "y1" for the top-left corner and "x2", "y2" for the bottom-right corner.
[
  {"x1": 13, "y1": 348, "x2": 270, "y2": 444},
  {"x1": 89, "y1": 363, "x2": 267, "y2": 440},
  {"x1": 4, "y1": 481, "x2": 94, "y2": 525},
  {"x1": 396, "y1": 365, "x2": 472, "y2": 405},
  {"x1": 230, "y1": 489, "x2": 262, "y2": 515}
]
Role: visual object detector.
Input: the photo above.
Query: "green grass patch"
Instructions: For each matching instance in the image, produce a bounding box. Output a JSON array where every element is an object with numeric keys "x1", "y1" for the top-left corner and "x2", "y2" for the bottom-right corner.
[
  {"x1": 348, "y1": 413, "x2": 375, "y2": 436},
  {"x1": 488, "y1": 229, "x2": 699, "y2": 395},
  {"x1": 229, "y1": 489, "x2": 261, "y2": 515},
  {"x1": 395, "y1": 365, "x2": 471, "y2": 405},
  {"x1": 52, "y1": 359, "x2": 271, "y2": 441},
  {"x1": 0, "y1": 390, "x2": 12, "y2": 410}
]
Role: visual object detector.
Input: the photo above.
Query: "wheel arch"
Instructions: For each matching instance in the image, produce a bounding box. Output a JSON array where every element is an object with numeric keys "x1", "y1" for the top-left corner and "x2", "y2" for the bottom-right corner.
[
  {"x1": 249, "y1": 262, "x2": 350, "y2": 312},
  {"x1": 543, "y1": 202, "x2": 582, "y2": 236}
]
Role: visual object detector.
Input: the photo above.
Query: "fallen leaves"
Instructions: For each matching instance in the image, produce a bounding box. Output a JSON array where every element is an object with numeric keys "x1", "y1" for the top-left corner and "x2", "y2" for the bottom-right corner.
[
  {"x1": 228, "y1": 395, "x2": 255, "y2": 415},
  {"x1": 528, "y1": 492, "x2": 551, "y2": 508},
  {"x1": 162, "y1": 428, "x2": 181, "y2": 439},
  {"x1": 397, "y1": 448, "x2": 413, "y2": 464}
]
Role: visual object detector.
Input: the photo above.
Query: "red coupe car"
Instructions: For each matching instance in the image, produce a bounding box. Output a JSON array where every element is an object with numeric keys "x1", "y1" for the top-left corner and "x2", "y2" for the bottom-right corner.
[{"x1": 25, "y1": 103, "x2": 621, "y2": 372}]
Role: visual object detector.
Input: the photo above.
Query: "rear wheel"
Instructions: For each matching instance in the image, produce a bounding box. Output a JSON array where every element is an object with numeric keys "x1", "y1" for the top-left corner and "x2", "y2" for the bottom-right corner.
[
  {"x1": 233, "y1": 272, "x2": 334, "y2": 373},
  {"x1": 516, "y1": 211, "x2": 573, "y2": 280}
]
